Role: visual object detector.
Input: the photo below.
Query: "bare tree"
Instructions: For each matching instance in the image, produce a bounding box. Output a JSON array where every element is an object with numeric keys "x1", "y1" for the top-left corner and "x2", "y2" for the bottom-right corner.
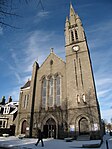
[{"x1": 0, "y1": 0, "x2": 44, "y2": 28}]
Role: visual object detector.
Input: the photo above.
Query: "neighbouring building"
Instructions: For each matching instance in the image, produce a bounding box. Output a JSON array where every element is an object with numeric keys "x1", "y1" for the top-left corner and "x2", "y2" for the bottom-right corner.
[
  {"x1": 16, "y1": 4, "x2": 102, "y2": 139},
  {"x1": 0, "y1": 96, "x2": 18, "y2": 136}
]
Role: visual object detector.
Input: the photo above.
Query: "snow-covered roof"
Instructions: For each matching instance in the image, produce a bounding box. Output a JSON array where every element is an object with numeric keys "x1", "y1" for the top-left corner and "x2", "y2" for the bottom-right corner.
[
  {"x1": 5, "y1": 101, "x2": 19, "y2": 107},
  {"x1": 10, "y1": 108, "x2": 18, "y2": 114}
]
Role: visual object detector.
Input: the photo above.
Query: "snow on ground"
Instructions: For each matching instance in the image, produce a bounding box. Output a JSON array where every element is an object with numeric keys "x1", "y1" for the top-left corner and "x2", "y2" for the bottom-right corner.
[{"x1": 0, "y1": 134, "x2": 112, "y2": 149}]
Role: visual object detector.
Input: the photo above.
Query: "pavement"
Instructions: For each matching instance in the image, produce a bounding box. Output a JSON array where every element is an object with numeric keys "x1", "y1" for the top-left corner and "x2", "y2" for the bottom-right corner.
[{"x1": 0, "y1": 134, "x2": 111, "y2": 149}]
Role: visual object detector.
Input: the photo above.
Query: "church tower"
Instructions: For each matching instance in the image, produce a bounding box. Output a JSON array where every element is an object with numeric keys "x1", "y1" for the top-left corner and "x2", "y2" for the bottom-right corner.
[{"x1": 65, "y1": 4, "x2": 102, "y2": 138}]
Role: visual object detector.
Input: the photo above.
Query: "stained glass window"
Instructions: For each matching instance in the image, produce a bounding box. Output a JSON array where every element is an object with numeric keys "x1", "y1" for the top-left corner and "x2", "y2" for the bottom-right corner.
[
  {"x1": 56, "y1": 76, "x2": 60, "y2": 106},
  {"x1": 42, "y1": 78, "x2": 46, "y2": 108},
  {"x1": 49, "y1": 78, "x2": 53, "y2": 107}
]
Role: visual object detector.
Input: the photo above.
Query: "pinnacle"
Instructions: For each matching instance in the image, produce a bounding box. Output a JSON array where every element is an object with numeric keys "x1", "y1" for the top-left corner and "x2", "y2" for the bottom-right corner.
[{"x1": 70, "y1": 2, "x2": 76, "y2": 17}]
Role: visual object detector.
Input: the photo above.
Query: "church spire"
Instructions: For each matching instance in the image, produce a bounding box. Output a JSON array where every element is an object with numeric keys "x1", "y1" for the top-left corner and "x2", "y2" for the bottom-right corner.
[
  {"x1": 69, "y1": 3, "x2": 76, "y2": 25},
  {"x1": 70, "y1": 3, "x2": 76, "y2": 16}
]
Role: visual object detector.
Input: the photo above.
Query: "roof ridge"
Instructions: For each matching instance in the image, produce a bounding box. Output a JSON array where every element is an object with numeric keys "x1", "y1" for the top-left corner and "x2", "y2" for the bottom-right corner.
[{"x1": 40, "y1": 52, "x2": 65, "y2": 69}]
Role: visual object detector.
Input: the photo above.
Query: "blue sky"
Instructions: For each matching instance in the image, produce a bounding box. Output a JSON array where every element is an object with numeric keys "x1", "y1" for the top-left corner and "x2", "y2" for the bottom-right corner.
[{"x1": 0, "y1": 0, "x2": 112, "y2": 122}]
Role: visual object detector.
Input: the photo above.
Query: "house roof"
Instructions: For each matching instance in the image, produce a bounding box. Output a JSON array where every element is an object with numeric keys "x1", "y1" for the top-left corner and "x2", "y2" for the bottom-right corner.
[
  {"x1": 5, "y1": 101, "x2": 19, "y2": 107},
  {"x1": 21, "y1": 80, "x2": 31, "y2": 89},
  {"x1": 10, "y1": 108, "x2": 18, "y2": 114}
]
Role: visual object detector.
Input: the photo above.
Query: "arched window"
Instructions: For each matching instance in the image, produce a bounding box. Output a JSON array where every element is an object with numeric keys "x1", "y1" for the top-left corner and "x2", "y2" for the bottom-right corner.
[
  {"x1": 24, "y1": 95, "x2": 27, "y2": 109},
  {"x1": 75, "y1": 29, "x2": 78, "y2": 40},
  {"x1": 56, "y1": 76, "x2": 60, "y2": 106},
  {"x1": 49, "y1": 78, "x2": 53, "y2": 107},
  {"x1": 23, "y1": 94, "x2": 29, "y2": 109},
  {"x1": 82, "y1": 94, "x2": 86, "y2": 103},
  {"x1": 42, "y1": 78, "x2": 46, "y2": 108},
  {"x1": 27, "y1": 94, "x2": 29, "y2": 106},
  {"x1": 77, "y1": 95, "x2": 80, "y2": 103},
  {"x1": 71, "y1": 30, "x2": 74, "y2": 42}
]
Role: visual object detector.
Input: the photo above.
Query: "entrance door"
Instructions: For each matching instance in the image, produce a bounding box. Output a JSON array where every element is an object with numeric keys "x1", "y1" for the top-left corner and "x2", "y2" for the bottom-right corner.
[
  {"x1": 10, "y1": 124, "x2": 16, "y2": 136},
  {"x1": 43, "y1": 118, "x2": 56, "y2": 138},
  {"x1": 79, "y1": 117, "x2": 89, "y2": 135},
  {"x1": 21, "y1": 120, "x2": 27, "y2": 134}
]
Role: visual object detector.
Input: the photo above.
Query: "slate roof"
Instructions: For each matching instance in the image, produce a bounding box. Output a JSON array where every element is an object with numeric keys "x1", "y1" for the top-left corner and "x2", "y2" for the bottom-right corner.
[{"x1": 21, "y1": 80, "x2": 31, "y2": 89}]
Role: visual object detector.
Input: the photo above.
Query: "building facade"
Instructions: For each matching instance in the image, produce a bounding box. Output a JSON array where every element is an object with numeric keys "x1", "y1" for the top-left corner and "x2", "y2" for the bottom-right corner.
[
  {"x1": 0, "y1": 96, "x2": 18, "y2": 136},
  {"x1": 16, "y1": 4, "x2": 102, "y2": 139}
]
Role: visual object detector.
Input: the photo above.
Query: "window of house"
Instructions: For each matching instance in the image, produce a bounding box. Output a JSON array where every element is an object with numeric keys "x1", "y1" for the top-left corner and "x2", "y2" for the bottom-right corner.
[
  {"x1": 42, "y1": 78, "x2": 46, "y2": 108},
  {"x1": 3, "y1": 107, "x2": 6, "y2": 114},
  {"x1": 3, "y1": 107, "x2": 10, "y2": 114},
  {"x1": 56, "y1": 76, "x2": 60, "y2": 106},
  {"x1": 0, "y1": 121, "x2": 2, "y2": 128},
  {"x1": 49, "y1": 78, "x2": 53, "y2": 107},
  {"x1": 3, "y1": 121, "x2": 6, "y2": 128}
]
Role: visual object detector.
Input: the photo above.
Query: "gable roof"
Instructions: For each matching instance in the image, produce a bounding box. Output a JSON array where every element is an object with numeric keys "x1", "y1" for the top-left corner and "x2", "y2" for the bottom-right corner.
[
  {"x1": 40, "y1": 51, "x2": 66, "y2": 69},
  {"x1": 21, "y1": 80, "x2": 31, "y2": 89}
]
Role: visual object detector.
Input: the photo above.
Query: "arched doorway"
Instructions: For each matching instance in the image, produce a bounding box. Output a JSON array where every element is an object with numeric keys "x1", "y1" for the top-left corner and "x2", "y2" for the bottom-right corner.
[
  {"x1": 79, "y1": 117, "x2": 89, "y2": 135},
  {"x1": 21, "y1": 120, "x2": 27, "y2": 134},
  {"x1": 43, "y1": 118, "x2": 56, "y2": 138}
]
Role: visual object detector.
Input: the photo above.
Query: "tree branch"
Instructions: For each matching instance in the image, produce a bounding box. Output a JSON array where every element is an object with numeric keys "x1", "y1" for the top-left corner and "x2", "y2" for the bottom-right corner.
[
  {"x1": 0, "y1": 21, "x2": 20, "y2": 29},
  {"x1": 0, "y1": 0, "x2": 44, "y2": 28}
]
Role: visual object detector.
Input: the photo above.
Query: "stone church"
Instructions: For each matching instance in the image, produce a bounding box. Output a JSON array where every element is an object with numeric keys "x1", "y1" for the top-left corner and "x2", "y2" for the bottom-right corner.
[{"x1": 16, "y1": 4, "x2": 102, "y2": 139}]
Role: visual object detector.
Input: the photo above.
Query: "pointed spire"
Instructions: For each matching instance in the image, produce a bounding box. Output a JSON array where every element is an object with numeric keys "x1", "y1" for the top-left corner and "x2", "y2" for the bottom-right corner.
[
  {"x1": 65, "y1": 16, "x2": 69, "y2": 28},
  {"x1": 69, "y1": 3, "x2": 76, "y2": 25},
  {"x1": 70, "y1": 3, "x2": 76, "y2": 16}
]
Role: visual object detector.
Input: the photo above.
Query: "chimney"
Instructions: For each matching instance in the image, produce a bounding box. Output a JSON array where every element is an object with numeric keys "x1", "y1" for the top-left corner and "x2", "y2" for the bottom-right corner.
[{"x1": 8, "y1": 96, "x2": 12, "y2": 103}]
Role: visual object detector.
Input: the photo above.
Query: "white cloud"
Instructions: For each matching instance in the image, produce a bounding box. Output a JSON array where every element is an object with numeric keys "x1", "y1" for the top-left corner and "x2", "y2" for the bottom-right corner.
[
  {"x1": 23, "y1": 75, "x2": 31, "y2": 84},
  {"x1": 96, "y1": 78, "x2": 112, "y2": 87},
  {"x1": 97, "y1": 89, "x2": 111, "y2": 98},
  {"x1": 23, "y1": 30, "x2": 63, "y2": 72},
  {"x1": 87, "y1": 19, "x2": 112, "y2": 49},
  {"x1": 87, "y1": 20, "x2": 112, "y2": 33},
  {"x1": 9, "y1": 89, "x2": 20, "y2": 101},
  {"x1": 37, "y1": 11, "x2": 49, "y2": 17},
  {"x1": 34, "y1": 11, "x2": 50, "y2": 24}
]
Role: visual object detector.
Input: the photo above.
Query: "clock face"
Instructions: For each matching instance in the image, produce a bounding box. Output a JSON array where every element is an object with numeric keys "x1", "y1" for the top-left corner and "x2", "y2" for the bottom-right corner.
[{"x1": 72, "y1": 45, "x2": 79, "y2": 52}]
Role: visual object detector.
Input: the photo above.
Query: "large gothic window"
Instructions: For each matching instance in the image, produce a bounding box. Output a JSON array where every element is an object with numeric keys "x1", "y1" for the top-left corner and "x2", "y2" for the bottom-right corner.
[
  {"x1": 42, "y1": 78, "x2": 46, "y2": 108},
  {"x1": 49, "y1": 78, "x2": 53, "y2": 107},
  {"x1": 24, "y1": 95, "x2": 27, "y2": 109},
  {"x1": 56, "y1": 76, "x2": 60, "y2": 106},
  {"x1": 23, "y1": 94, "x2": 29, "y2": 109}
]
